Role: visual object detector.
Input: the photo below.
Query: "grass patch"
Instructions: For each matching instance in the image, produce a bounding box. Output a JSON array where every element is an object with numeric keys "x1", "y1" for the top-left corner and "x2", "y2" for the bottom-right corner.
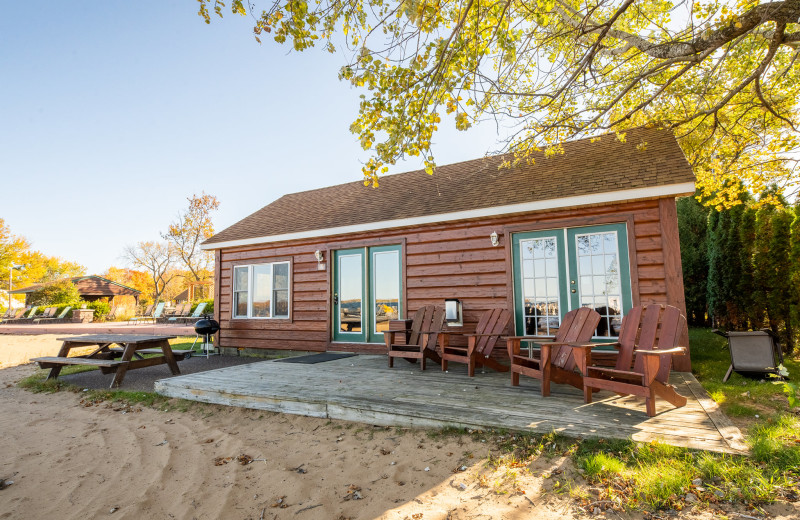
[
  {"x1": 725, "y1": 402, "x2": 760, "y2": 417},
  {"x1": 576, "y1": 439, "x2": 798, "y2": 511},
  {"x1": 583, "y1": 452, "x2": 625, "y2": 478},
  {"x1": 750, "y1": 415, "x2": 800, "y2": 471},
  {"x1": 18, "y1": 365, "x2": 97, "y2": 393},
  {"x1": 17, "y1": 367, "x2": 195, "y2": 411},
  {"x1": 568, "y1": 328, "x2": 800, "y2": 512},
  {"x1": 689, "y1": 327, "x2": 800, "y2": 419}
]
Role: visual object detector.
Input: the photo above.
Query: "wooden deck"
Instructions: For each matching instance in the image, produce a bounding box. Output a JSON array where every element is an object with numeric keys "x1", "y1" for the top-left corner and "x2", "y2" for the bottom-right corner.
[{"x1": 154, "y1": 354, "x2": 747, "y2": 454}]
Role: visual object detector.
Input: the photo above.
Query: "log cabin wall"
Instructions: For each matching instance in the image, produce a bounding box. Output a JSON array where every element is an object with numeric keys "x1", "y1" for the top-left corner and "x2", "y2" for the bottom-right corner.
[{"x1": 215, "y1": 196, "x2": 691, "y2": 370}]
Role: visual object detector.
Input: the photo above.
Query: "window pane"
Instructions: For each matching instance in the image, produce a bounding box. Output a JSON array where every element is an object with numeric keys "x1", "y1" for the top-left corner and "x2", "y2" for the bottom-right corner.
[
  {"x1": 339, "y1": 254, "x2": 362, "y2": 332},
  {"x1": 252, "y1": 264, "x2": 272, "y2": 317},
  {"x1": 372, "y1": 251, "x2": 400, "y2": 332},
  {"x1": 575, "y1": 231, "x2": 623, "y2": 338},
  {"x1": 274, "y1": 263, "x2": 289, "y2": 290},
  {"x1": 274, "y1": 290, "x2": 289, "y2": 317},
  {"x1": 234, "y1": 266, "x2": 248, "y2": 292},
  {"x1": 234, "y1": 291, "x2": 248, "y2": 317},
  {"x1": 519, "y1": 237, "x2": 560, "y2": 335}
]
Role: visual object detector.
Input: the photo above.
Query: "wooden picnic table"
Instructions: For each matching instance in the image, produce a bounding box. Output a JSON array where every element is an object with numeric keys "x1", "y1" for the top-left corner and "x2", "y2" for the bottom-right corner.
[{"x1": 31, "y1": 334, "x2": 181, "y2": 388}]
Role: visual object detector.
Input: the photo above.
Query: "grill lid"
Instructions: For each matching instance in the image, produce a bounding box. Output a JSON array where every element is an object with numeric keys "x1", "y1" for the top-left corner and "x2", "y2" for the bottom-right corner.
[{"x1": 194, "y1": 317, "x2": 220, "y2": 335}]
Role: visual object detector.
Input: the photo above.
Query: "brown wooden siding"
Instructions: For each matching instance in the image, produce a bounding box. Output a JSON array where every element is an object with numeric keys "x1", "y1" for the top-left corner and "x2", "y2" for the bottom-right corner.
[{"x1": 215, "y1": 197, "x2": 691, "y2": 368}]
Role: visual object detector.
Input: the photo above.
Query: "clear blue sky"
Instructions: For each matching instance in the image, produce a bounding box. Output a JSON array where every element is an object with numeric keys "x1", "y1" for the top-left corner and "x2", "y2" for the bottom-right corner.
[{"x1": 0, "y1": 1, "x2": 502, "y2": 275}]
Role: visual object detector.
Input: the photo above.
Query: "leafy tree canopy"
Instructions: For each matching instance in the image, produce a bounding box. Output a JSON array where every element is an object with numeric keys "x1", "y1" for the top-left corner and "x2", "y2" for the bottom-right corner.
[
  {"x1": 163, "y1": 192, "x2": 219, "y2": 281},
  {"x1": 28, "y1": 279, "x2": 81, "y2": 306},
  {"x1": 1, "y1": 218, "x2": 85, "y2": 307},
  {"x1": 123, "y1": 241, "x2": 177, "y2": 303},
  {"x1": 201, "y1": 0, "x2": 800, "y2": 207}
]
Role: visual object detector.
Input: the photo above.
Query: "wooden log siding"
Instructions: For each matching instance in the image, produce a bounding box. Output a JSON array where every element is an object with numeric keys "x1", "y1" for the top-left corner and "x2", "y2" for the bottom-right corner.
[{"x1": 215, "y1": 197, "x2": 691, "y2": 369}]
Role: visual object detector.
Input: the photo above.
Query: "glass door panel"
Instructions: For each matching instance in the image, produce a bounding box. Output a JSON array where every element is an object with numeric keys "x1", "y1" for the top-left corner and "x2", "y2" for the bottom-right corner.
[
  {"x1": 369, "y1": 246, "x2": 401, "y2": 343},
  {"x1": 512, "y1": 223, "x2": 632, "y2": 339},
  {"x1": 567, "y1": 224, "x2": 632, "y2": 338},
  {"x1": 512, "y1": 231, "x2": 567, "y2": 336},
  {"x1": 334, "y1": 249, "x2": 366, "y2": 342},
  {"x1": 333, "y1": 245, "x2": 402, "y2": 343}
]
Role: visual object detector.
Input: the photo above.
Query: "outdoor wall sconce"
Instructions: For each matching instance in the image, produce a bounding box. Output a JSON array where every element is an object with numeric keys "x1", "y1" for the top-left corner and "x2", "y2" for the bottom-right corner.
[
  {"x1": 314, "y1": 250, "x2": 326, "y2": 271},
  {"x1": 445, "y1": 298, "x2": 463, "y2": 326},
  {"x1": 490, "y1": 231, "x2": 499, "y2": 247}
]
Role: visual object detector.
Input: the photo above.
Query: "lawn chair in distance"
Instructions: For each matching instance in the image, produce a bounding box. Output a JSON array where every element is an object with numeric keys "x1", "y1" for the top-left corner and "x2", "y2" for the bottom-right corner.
[
  {"x1": 171, "y1": 302, "x2": 207, "y2": 323},
  {"x1": 12, "y1": 306, "x2": 42, "y2": 324},
  {"x1": 34, "y1": 306, "x2": 72, "y2": 324},
  {"x1": 26, "y1": 307, "x2": 56, "y2": 323},
  {"x1": 129, "y1": 302, "x2": 165, "y2": 325},
  {"x1": 128, "y1": 303, "x2": 154, "y2": 324},
  {"x1": 159, "y1": 302, "x2": 189, "y2": 323},
  {"x1": 714, "y1": 330, "x2": 785, "y2": 382},
  {"x1": 0, "y1": 307, "x2": 28, "y2": 324}
]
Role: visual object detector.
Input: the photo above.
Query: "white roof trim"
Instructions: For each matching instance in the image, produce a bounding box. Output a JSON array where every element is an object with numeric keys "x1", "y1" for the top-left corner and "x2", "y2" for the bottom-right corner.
[{"x1": 202, "y1": 181, "x2": 695, "y2": 250}]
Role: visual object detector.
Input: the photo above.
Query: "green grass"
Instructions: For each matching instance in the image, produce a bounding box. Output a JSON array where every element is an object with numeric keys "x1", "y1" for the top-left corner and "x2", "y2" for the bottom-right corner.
[
  {"x1": 562, "y1": 328, "x2": 800, "y2": 511},
  {"x1": 689, "y1": 327, "x2": 800, "y2": 418},
  {"x1": 18, "y1": 364, "x2": 97, "y2": 393},
  {"x1": 18, "y1": 366, "x2": 195, "y2": 411}
]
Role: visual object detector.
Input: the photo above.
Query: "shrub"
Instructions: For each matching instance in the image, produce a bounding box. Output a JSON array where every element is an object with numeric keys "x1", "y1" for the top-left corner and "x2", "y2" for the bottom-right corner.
[
  {"x1": 83, "y1": 300, "x2": 111, "y2": 322},
  {"x1": 29, "y1": 280, "x2": 80, "y2": 306}
]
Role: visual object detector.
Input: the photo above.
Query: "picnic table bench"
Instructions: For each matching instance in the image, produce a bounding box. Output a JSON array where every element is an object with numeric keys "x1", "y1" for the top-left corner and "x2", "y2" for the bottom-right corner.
[{"x1": 31, "y1": 334, "x2": 181, "y2": 388}]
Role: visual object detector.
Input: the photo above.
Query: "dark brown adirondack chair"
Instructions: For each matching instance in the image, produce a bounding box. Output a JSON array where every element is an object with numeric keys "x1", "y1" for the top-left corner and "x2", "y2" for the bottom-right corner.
[
  {"x1": 384, "y1": 306, "x2": 445, "y2": 370},
  {"x1": 506, "y1": 307, "x2": 601, "y2": 396},
  {"x1": 571, "y1": 304, "x2": 687, "y2": 417},
  {"x1": 440, "y1": 308, "x2": 512, "y2": 376}
]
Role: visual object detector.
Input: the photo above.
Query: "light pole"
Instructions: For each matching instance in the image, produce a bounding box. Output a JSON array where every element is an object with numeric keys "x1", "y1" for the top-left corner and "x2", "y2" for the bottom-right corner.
[{"x1": 8, "y1": 264, "x2": 23, "y2": 310}]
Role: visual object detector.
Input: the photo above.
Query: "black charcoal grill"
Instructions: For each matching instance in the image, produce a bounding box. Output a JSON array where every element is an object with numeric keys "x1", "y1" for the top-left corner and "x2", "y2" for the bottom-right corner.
[{"x1": 193, "y1": 315, "x2": 220, "y2": 357}]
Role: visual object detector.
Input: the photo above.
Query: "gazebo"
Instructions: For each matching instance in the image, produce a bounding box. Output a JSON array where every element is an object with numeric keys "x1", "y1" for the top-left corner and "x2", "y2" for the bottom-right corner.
[{"x1": 10, "y1": 275, "x2": 140, "y2": 305}]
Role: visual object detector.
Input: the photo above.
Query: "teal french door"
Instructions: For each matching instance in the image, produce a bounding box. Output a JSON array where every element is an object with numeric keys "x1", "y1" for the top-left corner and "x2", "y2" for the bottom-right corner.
[
  {"x1": 512, "y1": 223, "x2": 633, "y2": 338},
  {"x1": 333, "y1": 245, "x2": 402, "y2": 343}
]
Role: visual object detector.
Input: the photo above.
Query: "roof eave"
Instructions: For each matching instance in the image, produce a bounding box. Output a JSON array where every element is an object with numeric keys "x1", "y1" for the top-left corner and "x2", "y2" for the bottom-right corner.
[{"x1": 201, "y1": 181, "x2": 696, "y2": 251}]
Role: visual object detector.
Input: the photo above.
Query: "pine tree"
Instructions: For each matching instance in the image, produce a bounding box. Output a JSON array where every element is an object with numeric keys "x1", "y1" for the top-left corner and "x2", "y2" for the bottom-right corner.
[
  {"x1": 767, "y1": 206, "x2": 794, "y2": 353},
  {"x1": 752, "y1": 203, "x2": 775, "y2": 329},
  {"x1": 706, "y1": 209, "x2": 725, "y2": 327},
  {"x1": 677, "y1": 195, "x2": 709, "y2": 326},
  {"x1": 737, "y1": 205, "x2": 757, "y2": 328}
]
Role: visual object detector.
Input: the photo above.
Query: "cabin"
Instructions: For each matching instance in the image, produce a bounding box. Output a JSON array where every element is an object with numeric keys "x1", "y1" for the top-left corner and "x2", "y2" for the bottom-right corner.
[
  {"x1": 202, "y1": 127, "x2": 696, "y2": 370},
  {"x1": 11, "y1": 275, "x2": 141, "y2": 305}
]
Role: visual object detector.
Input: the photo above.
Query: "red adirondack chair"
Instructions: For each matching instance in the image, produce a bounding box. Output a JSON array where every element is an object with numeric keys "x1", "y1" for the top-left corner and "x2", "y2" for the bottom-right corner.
[
  {"x1": 384, "y1": 306, "x2": 445, "y2": 371},
  {"x1": 571, "y1": 304, "x2": 687, "y2": 417},
  {"x1": 439, "y1": 308, "x2": 512, "y2": 376},
  {"x1": 506, "y1": 307, "x2": 601, "y2": 396}
]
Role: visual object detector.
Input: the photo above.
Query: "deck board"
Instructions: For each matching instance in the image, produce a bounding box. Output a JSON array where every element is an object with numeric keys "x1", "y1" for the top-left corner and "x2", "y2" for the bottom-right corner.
[{"x1": 154, "y1": 354, "x2": 747, "y2": 454}]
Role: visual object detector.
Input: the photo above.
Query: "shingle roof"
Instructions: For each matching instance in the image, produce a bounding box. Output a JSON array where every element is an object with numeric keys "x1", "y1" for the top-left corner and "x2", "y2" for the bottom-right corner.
[
  {"x1": 10, "y1": 275, "x2": 141, "y2": 295},
  {"x1": 205, "y1": 127, "x2": 695, "y2": 247}
]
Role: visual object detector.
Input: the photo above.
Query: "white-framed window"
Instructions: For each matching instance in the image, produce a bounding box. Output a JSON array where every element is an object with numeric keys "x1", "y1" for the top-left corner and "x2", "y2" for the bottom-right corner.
[{"x1": 232, "y1": 261, "x2": 290, "y2": 319}]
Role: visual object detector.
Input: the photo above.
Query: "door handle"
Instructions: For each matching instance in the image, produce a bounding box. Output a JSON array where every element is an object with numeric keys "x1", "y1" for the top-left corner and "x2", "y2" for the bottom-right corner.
[{"x1": 333, "y1": 293, "x2": 339, "y2": 305}]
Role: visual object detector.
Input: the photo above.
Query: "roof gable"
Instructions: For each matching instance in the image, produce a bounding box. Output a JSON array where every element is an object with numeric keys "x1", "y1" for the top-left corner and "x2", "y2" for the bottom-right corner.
[{"x1": 204, "y1": 127, "x2": 695, "y2": 248}]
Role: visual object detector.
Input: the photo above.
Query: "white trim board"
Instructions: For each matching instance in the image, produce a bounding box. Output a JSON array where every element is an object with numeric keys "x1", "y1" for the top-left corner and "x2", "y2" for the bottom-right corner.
[{"x1": 201, "y1": 181, "x2": 695, "y2": 250}]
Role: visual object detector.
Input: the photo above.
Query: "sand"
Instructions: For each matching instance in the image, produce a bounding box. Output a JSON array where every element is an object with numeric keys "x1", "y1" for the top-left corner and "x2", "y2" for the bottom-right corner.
[
  {"x1": 0, "y1": 334, "x2": 797, "y2": 520},
  {"x1": 0, "y1": 333, "x2": 75, "y2": 368}
]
